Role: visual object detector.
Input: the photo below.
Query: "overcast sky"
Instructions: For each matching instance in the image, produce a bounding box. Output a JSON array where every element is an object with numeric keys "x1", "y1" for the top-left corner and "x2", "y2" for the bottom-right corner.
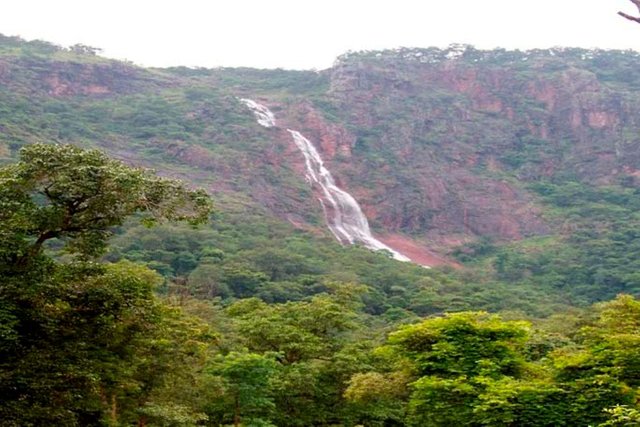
[{"x1": 1, "y1": 0, "x2": 638, "y2": 70}]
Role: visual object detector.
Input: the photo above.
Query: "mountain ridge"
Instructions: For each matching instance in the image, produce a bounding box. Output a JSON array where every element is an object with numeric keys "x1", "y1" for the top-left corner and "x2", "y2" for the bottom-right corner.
[{"x1": 2, "y1": 35, "x2": 640, "y2": 300}]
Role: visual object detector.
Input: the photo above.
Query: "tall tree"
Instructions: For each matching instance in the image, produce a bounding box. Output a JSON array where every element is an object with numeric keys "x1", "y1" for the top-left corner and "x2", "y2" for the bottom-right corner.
[
  {"x1": 0, "y1": 144, "x2": 213, "y2": 426},
  {"x1": 223, "y1": 285, "x2": 368, "y2": 426},
  {"x1": 0, "y1": 143, "x2": 211, "y2": 268},
  {"x1": 207, "y1": 352, "x2": 278, "y2": 427}
]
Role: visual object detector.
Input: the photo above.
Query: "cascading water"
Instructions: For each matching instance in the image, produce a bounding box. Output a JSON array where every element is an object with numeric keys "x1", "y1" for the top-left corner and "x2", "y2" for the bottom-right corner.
[
  {"x1": 240, "y1": 98, "x2": 276, "y2": 127},
  {"x1": 241, "y1": 98, "x2": 411, "y2": 263}
]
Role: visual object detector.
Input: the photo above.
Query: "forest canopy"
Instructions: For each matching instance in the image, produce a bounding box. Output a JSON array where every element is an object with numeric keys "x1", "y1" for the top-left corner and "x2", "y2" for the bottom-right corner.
[{"x1": 1, "y1": 145, "x2": 640, "y2": 426}]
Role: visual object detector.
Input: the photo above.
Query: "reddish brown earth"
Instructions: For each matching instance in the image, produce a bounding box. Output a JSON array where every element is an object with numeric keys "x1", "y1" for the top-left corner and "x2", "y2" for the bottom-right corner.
[{"x1": 378, "y1": 234, "x2": 462, "y2": 268}]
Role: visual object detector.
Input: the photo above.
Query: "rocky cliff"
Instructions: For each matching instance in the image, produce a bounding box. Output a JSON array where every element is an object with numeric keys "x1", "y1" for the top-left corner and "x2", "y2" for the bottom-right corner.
[{"x1": 275, "y1": 47, "x2": 640, "y2": 249}]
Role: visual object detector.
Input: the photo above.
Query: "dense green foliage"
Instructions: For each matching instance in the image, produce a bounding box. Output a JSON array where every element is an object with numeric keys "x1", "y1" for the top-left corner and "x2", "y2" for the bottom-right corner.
[
  {"x1": 0, "y1": 144, "x2": 214, "y2": 426},
  {"x1": 2, "y1": 144, "x2": 639, "y2": 426},
  {"x1": 454, "y1": 181, "x2": 640, "y2": 303},
  {"x1": 345, "y1": 300, "x2": 640, "y2": 426}
]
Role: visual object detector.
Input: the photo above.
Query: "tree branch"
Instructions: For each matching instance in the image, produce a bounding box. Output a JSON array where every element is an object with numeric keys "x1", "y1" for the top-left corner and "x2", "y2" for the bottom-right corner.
[
  {"x1": 15, "y1": 230, "x2": 60, "y2": 268},
  {"x1": 619, "y1": 11, "x2": 640, "y2": 23},
  {"x1": 619, "y1": 0, "x2": 640, "y2": 23}
]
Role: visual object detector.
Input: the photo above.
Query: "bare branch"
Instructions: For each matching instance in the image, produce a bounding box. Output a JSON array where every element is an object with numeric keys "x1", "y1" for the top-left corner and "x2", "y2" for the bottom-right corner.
[
  {"x1": 619, "y1": 0, "x2": 640, "y2": 23},
  {"x1": 619, "y1": 11, "x2": 640, "y2": 23}
]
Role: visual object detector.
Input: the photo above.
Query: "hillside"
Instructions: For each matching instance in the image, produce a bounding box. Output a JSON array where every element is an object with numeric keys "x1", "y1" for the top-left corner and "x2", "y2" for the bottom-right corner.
[{"x1": 1, "y1": 35, "x2": 640, "y2": 307}]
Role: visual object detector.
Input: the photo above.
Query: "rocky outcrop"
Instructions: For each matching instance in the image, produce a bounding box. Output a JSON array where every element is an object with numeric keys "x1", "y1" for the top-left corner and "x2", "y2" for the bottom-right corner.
[
  {"x1": 8, "y1": 58, "x2": 161, "y2": 96},
  {"x1": 281, "y1": 101, "x2": 356, "y2": 159},
  {"x1": 319, "y1": 49, "x2": 640, "y2": 246}
]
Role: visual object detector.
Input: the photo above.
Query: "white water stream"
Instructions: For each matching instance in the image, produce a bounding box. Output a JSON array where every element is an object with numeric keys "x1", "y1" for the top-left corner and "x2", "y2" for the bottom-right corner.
[
  {"x1": 241, "y1": 98, "x2": 411, "y2": 263},
  {"x1": 240, "y1": 99, "x2": 276, "y2": 127}
]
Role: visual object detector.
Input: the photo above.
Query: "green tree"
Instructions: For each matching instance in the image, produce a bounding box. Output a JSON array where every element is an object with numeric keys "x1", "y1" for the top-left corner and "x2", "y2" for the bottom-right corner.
[
  {"x1": 389, "y1": 312, "x2": 531, "y2": 426},
  {"x1": 348, "y1": 312, "x2": 577, "y2": 426},
  {"x1": 224, "y1": 286, "x2": 368, "y2": 426},
  {"x1": 344, "y1": 371, "x2": 410, "y2": 426},
  {"x1": 206, "y1": 352, "x2": 278, "y2": 427},
  {"x1": 0, "y1": 143, "x2": 211, "y2": 267},
  {"x1": 584, "y1": 294, "x2": 640, "y2": 386},
  {"x1": 599, "y1": 405, "x2": 640, "y2": 426},
  {"x1": 387, "y1": 312, "x2": 530, "y2": 379},
  {"x1": 549, "y1": 295, "x2": 640, "y2": 425},
  {"x1": 0, "y1": 144, "x2": 214, "y2": 426}
]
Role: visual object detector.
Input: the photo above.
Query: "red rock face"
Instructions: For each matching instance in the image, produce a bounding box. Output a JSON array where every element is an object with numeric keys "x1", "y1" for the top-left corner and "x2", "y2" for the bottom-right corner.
[
  {"x1": 527, "y1": 80, "x2": 558, "y2": 110},
  {"x1": 268, "y1": 83, "x2": 549, "y2": 256},
  {"x1": 268, "y1": 102, "x2": 537, "y2": 262},
  {"x1": 438, "y1": 67, "x2": 506, "y2": 113},
  {"x1": 44, "y1": 74, "x2": 110, "y2": 96},
  {"x1": 281, "y1": 101, "x2": 355, "y2": 159},
  {"x1": 587, "y1": 111, "x2": 618, "y2": 129},
  {"x1": 317, "y1": 54, "x2": 640, "y2": 250},
  {"x1": 11, "y1": 59, "x2": 153, "y2": 97}
]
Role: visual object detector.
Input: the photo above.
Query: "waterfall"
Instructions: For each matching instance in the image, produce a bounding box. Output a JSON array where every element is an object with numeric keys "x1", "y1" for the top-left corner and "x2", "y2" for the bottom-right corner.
[
  {"x1": 240, "y1": 98, "x2": 276, "y2": 127},
  {"x1": 242, "y1": 98, "x2": 411, "y2": 263}
]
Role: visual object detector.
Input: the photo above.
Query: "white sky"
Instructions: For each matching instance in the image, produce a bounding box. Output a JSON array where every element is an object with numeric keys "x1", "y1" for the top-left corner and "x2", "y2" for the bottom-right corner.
[{"x1": 0, "y1": 0, "x2": 639, "y2": 70}]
